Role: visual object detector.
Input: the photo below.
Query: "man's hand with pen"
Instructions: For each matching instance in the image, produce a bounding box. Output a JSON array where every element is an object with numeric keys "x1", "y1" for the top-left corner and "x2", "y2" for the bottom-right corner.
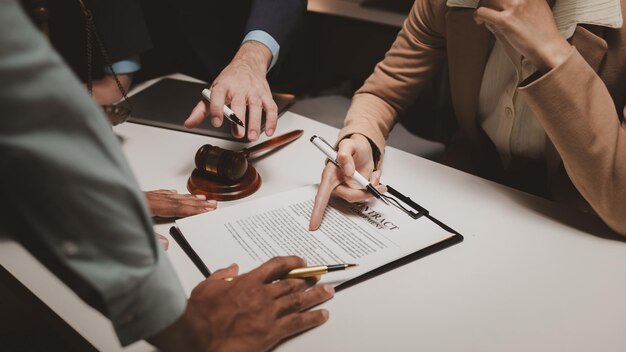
[
  {"x1": 185, "y1": 41, "x2": 278, "y2": 142},
  {"x1": 148, "y1": 256, "x2": 334, "y2": 352},
  {"x1": 309, "y1": 133, "x2": 387, "y2": 231}
]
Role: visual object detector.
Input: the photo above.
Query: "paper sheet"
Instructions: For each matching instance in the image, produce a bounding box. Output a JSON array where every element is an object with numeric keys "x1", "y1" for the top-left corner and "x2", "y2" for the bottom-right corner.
[{"x1": 177, "y1": 185, "x2": 454, "y2": 286}]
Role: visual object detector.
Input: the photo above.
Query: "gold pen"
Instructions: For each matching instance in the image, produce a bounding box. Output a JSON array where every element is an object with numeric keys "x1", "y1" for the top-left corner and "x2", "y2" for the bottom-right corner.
[
  {"x1": 286, "y1": 263, "x2": 358, "y2": 278},
  {"x1": 223, "y1": 263, "x2": 358, "y2": 281}
]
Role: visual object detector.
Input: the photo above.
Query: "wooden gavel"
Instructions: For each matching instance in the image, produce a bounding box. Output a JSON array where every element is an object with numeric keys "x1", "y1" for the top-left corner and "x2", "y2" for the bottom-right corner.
[{"x1": 194, "y1": 130, "x2": 304, "y2": 182}]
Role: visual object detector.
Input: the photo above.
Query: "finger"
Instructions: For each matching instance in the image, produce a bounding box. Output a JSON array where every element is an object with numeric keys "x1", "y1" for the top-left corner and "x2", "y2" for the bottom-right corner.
[
  {"x1": 474, "y1": 6, "x2": 502, "y2": 26},
  {"x1": 149, "y1": 189, "x2": 178, "y2": 195},
  {"x1": 261, "y1": 94, "x2": 278, "y2": 136},
  {"x1": 267, "y1": 277, "x2": 318, "y2": 299},
  {"x1": 246, "y1": 96, "x2": 263, "y2": 141},
  {"x1": 370, "y1": 170, "x2": 382, "y2": 186},
  {"x1": 185, "y1": 100, "x2": 209, "y2": 129},
  {"x1": 251, "y1": 256, "x2": 307, "y2": 283},
  {"x1": 309, "y1": 164, "x2": 342, "y2": 231},
  {"x1": 369, "y1": 171, "x2": 388, "y2": 194},
  {"x1": 167, "y1": 193, "x2": 218, "y2": 207},
  {"x1": 334, "y1": 184, "x2": 373, "y2": 203},
  {"x1": 157, "y1": 234, "x2": 169, "y2": 251},
  {"x1": 273, "y1": 309, "x2": 330, "y2": 342},
  {"x1": 208, "y1": 85, "x2": 226, "y2": 127},
  {"x1": 230, "y1": 95, "x2": 247, "y2": 139},
  {"x1": 150, "y1": 197, "x2": 217, "y2": 218},
  {"x1": 179, "y1": 198, "x2": 218, "y2": 211},
  {"x1": 275, "y1": 284, "x2": 335, "y2": 317},
  {"x1": 173, "y1": 203, "x2": 215, "y2": 218},
  {"x1": 210, "y1": 263, "x2": 239, "y2": 280},
  {"x1": 231, "y1": 119, "x2": 245, "y2": 138},
  {"x1": 336, "y1": 139, "x2": 358, "y2": 177},
  {"x1": 150, "y1": 204, "x2": 212, "y2": 218}
]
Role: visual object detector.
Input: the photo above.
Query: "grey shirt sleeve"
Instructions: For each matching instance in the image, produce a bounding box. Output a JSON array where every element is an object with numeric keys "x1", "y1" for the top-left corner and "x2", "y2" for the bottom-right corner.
[{"x1": 0, "y1": 0, "x2": 186, "y2": 345}]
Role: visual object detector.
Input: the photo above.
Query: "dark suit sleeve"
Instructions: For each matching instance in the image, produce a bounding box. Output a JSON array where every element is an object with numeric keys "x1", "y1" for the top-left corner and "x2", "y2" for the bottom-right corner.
[
  {"x1": 92, "y1": 0, "x2": 152, "y2": 63},
  {"x1": 244, "y1": 0, "x2": 307, "y2": 49}
]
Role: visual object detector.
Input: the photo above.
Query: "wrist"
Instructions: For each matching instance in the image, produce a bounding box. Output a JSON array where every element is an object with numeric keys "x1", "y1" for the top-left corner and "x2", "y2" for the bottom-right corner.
[
  {"x1": 350, "y1": 133, "x2": 371, "y2": 146},
  {"x1": 350, "y1": 133, "x2": 380, "y2": 166},
  {"x1": 535, "y1": 40, "x2": 572, "y2": 72},
  {"x1": 147, "y1": 303, "x2": 210, "y2": 352},
  {"x1": 234, "y1": 41, "x2": 272, "y2": 74}
]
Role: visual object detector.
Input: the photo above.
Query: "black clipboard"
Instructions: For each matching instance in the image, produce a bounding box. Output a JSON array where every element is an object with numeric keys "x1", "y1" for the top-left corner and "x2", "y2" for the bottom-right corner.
[
  {"x1": 169, "y1": 186, "x2": 463, "y2": 288},
  {"x1": 335, "y1": 214, "x2": 463, "y2": 292},
  {"x1": 332, "y1": 184, "x2": 463, "y2": 291},
  {"x1": 127, "y1": 78, "x2": 295, "y2": 142}
]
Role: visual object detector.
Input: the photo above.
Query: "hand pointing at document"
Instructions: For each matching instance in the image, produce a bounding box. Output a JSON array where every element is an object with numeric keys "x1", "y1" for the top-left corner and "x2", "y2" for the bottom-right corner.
[{"x1": 309, "y1": 134, "x2": 387, "y2": 231}]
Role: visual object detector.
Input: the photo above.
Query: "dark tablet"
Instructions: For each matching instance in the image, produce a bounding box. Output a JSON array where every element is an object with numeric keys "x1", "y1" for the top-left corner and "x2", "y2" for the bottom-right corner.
[{"x1": 127, "y1": 78, "x2": 295, "y2": 141}]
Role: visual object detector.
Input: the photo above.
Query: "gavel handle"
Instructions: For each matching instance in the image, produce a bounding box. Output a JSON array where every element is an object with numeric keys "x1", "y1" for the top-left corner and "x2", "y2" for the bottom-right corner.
[{"x1": 243, "y1": 129, "x2": 304, "y2": 158}]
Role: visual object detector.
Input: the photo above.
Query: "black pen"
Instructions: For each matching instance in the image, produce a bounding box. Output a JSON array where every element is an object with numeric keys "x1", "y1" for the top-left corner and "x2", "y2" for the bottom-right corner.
[
  {"x1": 169, "y1": 226, "x2": 211, "y2": 278},
  {"x1": 201, "y1": 88, "x2": 245, "y2": 127}
]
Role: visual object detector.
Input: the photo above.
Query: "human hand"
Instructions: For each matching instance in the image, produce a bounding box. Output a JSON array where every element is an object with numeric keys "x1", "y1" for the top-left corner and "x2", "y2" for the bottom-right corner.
[
  {"x1": 91, "y1": 73, "x2": 132, "y2": 105},
  {"x1": 144, "y1": 189, "x2": 217, "y2": 218},
  {"x1": 309, "y1": 134, "x2": 387, "y2": 231},
  {"x1": 156, "y1": 233, "x2": 169, "y2": 250},
  {"x1": 474, "y1": 0, "x2": 571, "y2": 71},
  {"x1": 148, "y1": 256, "x2": 334, "y2": 352},
  {"x1": 185, "y1": 41, "x2": 277, "y2": 142}
]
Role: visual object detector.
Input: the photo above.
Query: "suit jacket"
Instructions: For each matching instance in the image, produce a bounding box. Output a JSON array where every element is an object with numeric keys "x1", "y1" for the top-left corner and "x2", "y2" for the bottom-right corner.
[
  {"x1": 44, "y1": 0, "x2": 150, "y2": 81},
  {"x1": 338, "y1": 0, "x2": 626, "y2": 235},
  {"x1": 174, "y1": 0, "x2": 307, "y2": 79}
]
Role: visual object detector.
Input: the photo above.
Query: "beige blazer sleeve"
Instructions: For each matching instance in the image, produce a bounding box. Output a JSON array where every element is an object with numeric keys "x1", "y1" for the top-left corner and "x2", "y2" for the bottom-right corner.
[
  {"x1": 520, "y1": 48, "x2": 626, "y2": 235},
  {"x1": 337, "y1": 0, "x2": 448, "y2": 165}
]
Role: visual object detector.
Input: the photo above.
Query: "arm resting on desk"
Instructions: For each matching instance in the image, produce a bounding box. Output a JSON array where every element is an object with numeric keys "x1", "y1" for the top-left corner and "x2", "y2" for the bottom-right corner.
[
  {"x1": 0, "y1": 1, "x2": 186, "y2": 345},
  {"x1": 519, "y1": 48, "x2": 626, "y2": 236}
]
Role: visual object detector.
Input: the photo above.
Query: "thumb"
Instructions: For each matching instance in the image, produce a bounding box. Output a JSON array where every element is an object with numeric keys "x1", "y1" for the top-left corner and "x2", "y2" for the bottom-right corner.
[
  {"x1": 474, "y1": 6, "x2": 501, "y2": 26},
  {"x1": 156, "y1": 234, "x2": 169, "y2": 251}
]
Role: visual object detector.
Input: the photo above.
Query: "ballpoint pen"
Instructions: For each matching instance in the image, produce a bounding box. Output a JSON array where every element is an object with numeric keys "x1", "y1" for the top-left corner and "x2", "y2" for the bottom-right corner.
[
  {"x1": 223, "y1": 264, "x2": 358, "y2": 281},
  {"x1": 285, "y1": 263, "x2": 358, "y2": 278},
  {"x1": 170, "y1": 226, "x2": 211, "y2": 278},
  {"x1": 201, "y1": 88, "x2": 245, "y2": 127},
  {"x1": 171, "y1": 225, "x2": 359, "y2": 280},
  {"x1": 310, "y1": 135, "x2": 390, "y2": 205}
]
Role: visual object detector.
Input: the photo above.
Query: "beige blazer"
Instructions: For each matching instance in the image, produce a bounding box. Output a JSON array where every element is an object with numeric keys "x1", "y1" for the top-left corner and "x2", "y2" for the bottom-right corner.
[{"x1": 338, "y1": 0, "x2": 626, "y2": 235}]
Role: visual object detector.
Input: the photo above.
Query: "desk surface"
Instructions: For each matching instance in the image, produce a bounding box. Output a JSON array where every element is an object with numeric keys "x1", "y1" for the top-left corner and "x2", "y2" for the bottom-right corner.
[{"x1": 2, "y1": 77, "x2": 626, "y2": 351}]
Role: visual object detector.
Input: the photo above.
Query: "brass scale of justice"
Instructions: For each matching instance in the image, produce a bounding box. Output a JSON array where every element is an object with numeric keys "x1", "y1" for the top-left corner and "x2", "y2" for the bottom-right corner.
[{"x1": 189, "y1": 129, "x2": 303, "y2": 200}]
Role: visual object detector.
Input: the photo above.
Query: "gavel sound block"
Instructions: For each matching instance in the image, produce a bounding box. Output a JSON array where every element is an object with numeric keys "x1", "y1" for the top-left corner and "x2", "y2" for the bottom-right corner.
[{"x1": 187, "y1": 130, "x2": 304, "y2": 201}]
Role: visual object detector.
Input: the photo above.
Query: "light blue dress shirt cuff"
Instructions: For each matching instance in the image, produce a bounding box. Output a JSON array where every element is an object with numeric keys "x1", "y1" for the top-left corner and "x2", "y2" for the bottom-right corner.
[
  {"x1": 103, "y1": 55, "x2": 141, "y2": 74},
  {"x1": 108, "y1": 248, "x2": 187, "y2": 346},
  {"x1": 242, "y1": 30, "x2": 280, "y2": 71}
]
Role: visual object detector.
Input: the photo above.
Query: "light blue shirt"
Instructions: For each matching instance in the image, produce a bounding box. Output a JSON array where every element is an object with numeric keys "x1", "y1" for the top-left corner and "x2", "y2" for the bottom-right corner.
[
  {"x1": 104, "y1": 55, "x2": 141, "y2": 75},
  {"x1": 243, "y1": 30, "x2": 280, "y2": 70},
  {"x1": 105, "y1": 31, "x2": 280, "y2": 75}
]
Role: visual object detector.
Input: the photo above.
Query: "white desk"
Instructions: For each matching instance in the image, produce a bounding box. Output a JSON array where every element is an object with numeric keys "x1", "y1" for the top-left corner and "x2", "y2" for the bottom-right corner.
[{"x1": 2, "y1": 81, "x2": 626, "y2": 351}]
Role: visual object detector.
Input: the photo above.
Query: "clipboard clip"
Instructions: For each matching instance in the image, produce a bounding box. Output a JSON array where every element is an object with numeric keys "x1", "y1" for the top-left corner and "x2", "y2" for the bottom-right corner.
[
  {"x1": 315, "y1": 136, "x2": 427, "y2": 219},
  {"x1": 381, "y1": 185, "x2": 429, "y2": 220}
]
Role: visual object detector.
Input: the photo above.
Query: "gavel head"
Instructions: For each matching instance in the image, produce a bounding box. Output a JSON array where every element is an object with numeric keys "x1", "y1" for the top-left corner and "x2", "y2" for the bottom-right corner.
[{"x1": 194, "y1": 144, "x2": 248, "y2": 182}]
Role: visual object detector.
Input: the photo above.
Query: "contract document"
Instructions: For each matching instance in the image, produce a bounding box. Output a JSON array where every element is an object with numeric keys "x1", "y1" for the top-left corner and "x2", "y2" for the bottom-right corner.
[{"x1": 176, "y1": 185, "x2": 457, "y2": 286}]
